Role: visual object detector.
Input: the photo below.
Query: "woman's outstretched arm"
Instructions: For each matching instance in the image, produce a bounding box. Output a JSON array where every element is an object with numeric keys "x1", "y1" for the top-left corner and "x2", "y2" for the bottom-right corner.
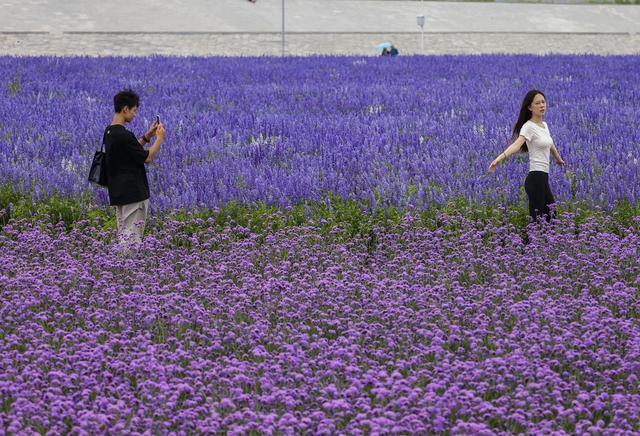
[
  {"x1": 550, "y1": 144, "x2": 565, "y2": 166},
  {"x1": 488, "y1": 135, "x2": 526, "y2": 173}
]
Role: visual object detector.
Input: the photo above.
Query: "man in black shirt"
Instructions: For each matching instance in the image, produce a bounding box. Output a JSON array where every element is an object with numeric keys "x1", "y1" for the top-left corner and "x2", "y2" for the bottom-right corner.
[{"x1": 104, "y1": 89, "x2": 165, "y2": 245}]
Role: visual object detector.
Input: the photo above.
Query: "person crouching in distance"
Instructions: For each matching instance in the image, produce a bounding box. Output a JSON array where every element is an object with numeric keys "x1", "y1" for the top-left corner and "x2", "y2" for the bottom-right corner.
[{"x1": 488, "y1": 89, "x2": 565, "y2": 223}]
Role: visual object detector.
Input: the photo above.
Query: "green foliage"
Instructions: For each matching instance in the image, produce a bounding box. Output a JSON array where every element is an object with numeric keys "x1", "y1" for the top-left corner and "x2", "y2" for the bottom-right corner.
[
  {"x1": 0, "y1": 184, "x2": 112, "y2": 231},
  {"x1": 0, "y1": 185, "x2": 22, "y2": 226},
  {"x1": 0, "y1": 184, "x2": 638, "y2": 236}
]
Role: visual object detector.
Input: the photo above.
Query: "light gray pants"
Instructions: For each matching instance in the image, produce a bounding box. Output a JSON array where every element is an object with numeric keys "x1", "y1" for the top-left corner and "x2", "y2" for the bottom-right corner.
[{"x1": 115, "y1": 199, "x2": 149, "y2": 245}]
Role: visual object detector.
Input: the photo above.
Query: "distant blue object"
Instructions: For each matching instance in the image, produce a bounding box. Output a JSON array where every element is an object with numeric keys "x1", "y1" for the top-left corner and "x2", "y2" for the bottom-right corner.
[{"x1": 376, "y1": 42, "x2": 391, "y2": 49}]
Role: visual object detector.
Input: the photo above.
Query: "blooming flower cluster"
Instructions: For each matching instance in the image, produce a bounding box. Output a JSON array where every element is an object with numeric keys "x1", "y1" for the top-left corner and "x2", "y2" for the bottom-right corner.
[
  {"x1": 1, "y1": 213, "x2": 638, "y2": 433},
  {"x1": 0, "y1": 55, "x2": 638, "y2": 212}
]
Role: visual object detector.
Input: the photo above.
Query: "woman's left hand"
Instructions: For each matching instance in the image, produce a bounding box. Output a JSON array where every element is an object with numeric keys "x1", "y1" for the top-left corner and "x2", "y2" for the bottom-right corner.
[
  {"x1": 556, "y1": 158, "x2": 565, "y2": 166},
  {"x1": 488, "y1": 159, "x2": 499, "y2": 173}
]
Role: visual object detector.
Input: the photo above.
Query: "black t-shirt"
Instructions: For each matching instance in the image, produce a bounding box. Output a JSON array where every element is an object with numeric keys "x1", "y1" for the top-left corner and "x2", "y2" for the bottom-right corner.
[{"x1": 104, "y1": 125, "x2": 150, "y2": 206}]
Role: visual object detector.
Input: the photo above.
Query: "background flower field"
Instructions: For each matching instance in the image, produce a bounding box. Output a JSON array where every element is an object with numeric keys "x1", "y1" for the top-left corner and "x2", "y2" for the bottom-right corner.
[
  {"x1": 1, "y1": 55, "x2": 639, "y2": 434},
  {"x1": 1, "y1": 55, "x2": 638, "y2": 213}
]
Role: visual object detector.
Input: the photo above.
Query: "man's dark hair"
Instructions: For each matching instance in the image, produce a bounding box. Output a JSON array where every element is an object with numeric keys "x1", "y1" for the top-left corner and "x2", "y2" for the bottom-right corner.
[{"x1": 114, "y1": 89, "x2": 140, "y2": 113}]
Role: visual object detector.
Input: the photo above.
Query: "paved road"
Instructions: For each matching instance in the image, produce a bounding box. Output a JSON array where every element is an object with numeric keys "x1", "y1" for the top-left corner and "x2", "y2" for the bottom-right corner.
[
  {"x1": 1, "y1": 0, "x2": 639, "y2": 55},
  {"x1": 2, "y1": 0, "x2": 639, "y2": 33}
]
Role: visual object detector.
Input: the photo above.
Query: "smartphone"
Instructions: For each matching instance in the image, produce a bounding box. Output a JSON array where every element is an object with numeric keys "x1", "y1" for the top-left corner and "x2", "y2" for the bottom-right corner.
[{"x1": 155, "y1": 115, "x2": 160, "y2": 125}]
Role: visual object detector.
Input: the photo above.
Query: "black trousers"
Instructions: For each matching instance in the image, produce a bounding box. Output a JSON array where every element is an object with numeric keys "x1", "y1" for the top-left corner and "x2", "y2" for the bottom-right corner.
[{"x1": 524, "y1": 171, "x2": 556, "y2": 222}]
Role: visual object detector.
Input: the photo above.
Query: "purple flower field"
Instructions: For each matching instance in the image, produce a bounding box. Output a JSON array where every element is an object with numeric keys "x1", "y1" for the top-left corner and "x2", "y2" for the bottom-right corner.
[
  {"x1": 0, "y1": 55, "x2": 639, "y2": 212},
  {"x1": 1, "y1": 55, "x2": 639, "y2": 434},
  {"x1": 1, "y1": 213, "x2": 639, "y2": 434}
]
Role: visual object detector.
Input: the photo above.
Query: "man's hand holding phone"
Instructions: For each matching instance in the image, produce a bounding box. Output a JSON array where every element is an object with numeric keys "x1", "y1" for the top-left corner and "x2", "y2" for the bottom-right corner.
[
  {"x1": 144, "y1": 117, "x2": 165, "y2": 164},
  {"x1": 156, "y1": 123, "x2": 166, "y2": 141},
  {"x1": 145, "y1": 115, "x2": 162, "y2": 139}
]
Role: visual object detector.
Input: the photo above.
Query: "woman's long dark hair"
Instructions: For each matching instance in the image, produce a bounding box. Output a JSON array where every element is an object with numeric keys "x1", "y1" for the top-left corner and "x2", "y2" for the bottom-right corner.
[{"x1": 512, "y1": 89, "x2": 545, "y2": 153}]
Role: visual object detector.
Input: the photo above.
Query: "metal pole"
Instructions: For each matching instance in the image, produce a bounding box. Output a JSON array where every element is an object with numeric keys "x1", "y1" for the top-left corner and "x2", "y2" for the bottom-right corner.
[
  {"x1": 421, "y1": 0, "x2": 424, "y2": 54},
  {"x1": 282, "y1": 0, "x2": 285, "y2": 56}
]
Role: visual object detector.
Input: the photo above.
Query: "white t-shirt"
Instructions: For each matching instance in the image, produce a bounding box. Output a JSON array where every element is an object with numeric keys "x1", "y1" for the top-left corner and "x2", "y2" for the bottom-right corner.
[{"x1": 520, "y1": 120, "x2": 553, "y2": 173}]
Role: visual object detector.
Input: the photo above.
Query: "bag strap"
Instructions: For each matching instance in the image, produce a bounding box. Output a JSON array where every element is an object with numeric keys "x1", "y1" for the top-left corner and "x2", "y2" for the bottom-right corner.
[{"x1": 101, "y1": 127, "x2": 108, "y2": 152}]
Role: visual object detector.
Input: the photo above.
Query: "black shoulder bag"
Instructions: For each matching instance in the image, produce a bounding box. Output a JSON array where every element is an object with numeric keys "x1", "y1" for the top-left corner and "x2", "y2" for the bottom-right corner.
[{"x1": 88, "y1": 130, "x2": 108, "y2": 187}]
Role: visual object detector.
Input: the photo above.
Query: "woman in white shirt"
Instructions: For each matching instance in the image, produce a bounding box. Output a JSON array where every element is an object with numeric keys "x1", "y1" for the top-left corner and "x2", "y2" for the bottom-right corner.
[{"x1": 488, "y1": 89, "x2": 565, "y2": 222}]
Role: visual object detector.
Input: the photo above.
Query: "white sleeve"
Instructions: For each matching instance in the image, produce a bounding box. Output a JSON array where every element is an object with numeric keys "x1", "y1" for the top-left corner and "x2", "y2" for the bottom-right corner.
[{"x1": 519, "y1": 123, "x2": 533, "y2": 141}]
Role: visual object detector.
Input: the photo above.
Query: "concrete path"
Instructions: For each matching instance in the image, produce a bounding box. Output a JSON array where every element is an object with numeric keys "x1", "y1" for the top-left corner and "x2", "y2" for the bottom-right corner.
[{"x1": 2, "y1": 32, "x2": 639, "y2": 56}]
